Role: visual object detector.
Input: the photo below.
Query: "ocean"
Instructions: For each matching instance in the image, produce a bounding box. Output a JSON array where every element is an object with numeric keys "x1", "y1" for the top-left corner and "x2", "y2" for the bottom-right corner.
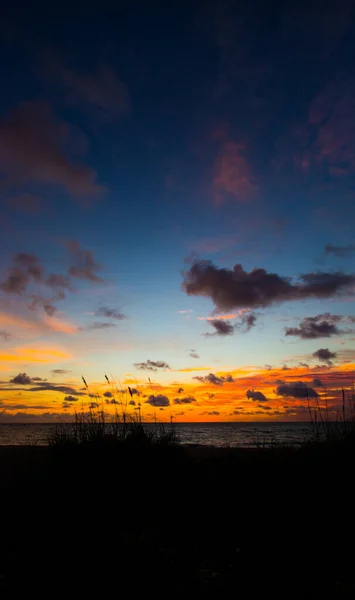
[{"x1": 0, "y1": 421, "x2": 315, "y2": 447}]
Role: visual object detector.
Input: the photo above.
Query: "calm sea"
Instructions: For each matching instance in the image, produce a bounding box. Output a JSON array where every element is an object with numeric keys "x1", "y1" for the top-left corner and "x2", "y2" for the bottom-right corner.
[{"x1": 0, "y1": 422, "x2": 315, "y2": 447}]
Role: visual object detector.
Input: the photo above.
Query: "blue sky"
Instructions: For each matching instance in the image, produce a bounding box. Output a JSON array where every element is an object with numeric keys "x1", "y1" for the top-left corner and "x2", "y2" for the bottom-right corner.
[{"x1": 0, "y1": 1, "x2": 355, "y2": 421}]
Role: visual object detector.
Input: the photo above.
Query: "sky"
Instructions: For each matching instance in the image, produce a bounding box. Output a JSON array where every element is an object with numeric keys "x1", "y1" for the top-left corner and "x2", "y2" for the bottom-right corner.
[{"x1": 0, "y1": 0, "x2": 355, "y2": 422}]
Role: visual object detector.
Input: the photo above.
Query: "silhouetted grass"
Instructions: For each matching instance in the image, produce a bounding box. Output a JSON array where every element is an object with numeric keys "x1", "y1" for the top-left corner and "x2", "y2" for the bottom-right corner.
[{"x1": 48, "y1": 408, "x2": 179, "y2": 449}]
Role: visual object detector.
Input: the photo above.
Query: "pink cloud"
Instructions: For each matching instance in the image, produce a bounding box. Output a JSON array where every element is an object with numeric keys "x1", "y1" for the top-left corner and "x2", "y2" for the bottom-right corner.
[
  {"x1": 54, "y1": 64, "x2": 130, "y2": 120},
  {"x1": 214, "y1": 137, "x2": 256, "y2": 203},
  {"x1": 295, "y1": 74, "x2": 355, "y2": 178},
  {"x1": 4, "y1": 193, "x2": 42, "y2": 214},
  {"x1": 0, "y1": 101, "x2": 104, "y2": 199}
]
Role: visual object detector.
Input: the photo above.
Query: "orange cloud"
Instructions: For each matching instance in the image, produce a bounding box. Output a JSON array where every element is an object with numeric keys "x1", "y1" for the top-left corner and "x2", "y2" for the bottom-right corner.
[
  {"x1": 0, "y1": 346, "x2": 71, "y2": 364},
  {"x1": 42, "y1": 315, "x2": 78, "y2": 334},
  {"x1": 0, "y1": 312, "x2": 37, "y2": 330}
]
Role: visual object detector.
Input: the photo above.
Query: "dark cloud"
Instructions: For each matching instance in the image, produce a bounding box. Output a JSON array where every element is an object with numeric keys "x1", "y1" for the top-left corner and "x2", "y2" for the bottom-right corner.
[
  {"x1": 51, "y1": 369, "x2": 72, "y2": 375},
  {"x1": 128, "y1": 387, "x2": 140, "y2": 396},
  {"x1": 312, "y1": 378, "x2": 323, "y2": 387},
  {"x1": 243, "y1": 312, "x2": 257, "y2": 331},
  {"x1": 0, "y1": 252, "x2": 74, "y2": 314},
  {"x1": 67, "y1": 240, "x2": 103, "y2": 283},
  {"x1": 95, "y1": 306, "x2": 126, "y2": 320},
  {"x1": 134, "y1": 360, "x2": 170, "y2": 371},
  {"x1": 246, "y1": 389, "x2": 268, "y2": 402},
  {"x1": 194, "y1": 372, "x2": 234, "y2": 386},
  {"x1": 182, "y1": 260, "x2": 355, "y2": 311},
  {"x1": 276, "y1": 381, "x2": 319, "y2": 399},
  {"x1": 312, "y1": 348, "x2": 337, "y2": 365},
  {"x1": 0, "y1": 101, "x2": 102, "y2": 197},
  {"x1": 54, "y1": 64, "x2": 130, "y2": 120},
  {"x1": 325, "y1": 244, "x2": 355, "y2": 258},
  {"x1": 10, "y1": 373, "x2": 33, "y2": 385},
  {"x1": 146, "y1": 394, "x2": 170, "y2": 407},
  {"x1": 63, "y1": 395, "x2": 78, "y2": 402},
  {"x1": 1, "y1": 253, "x2": 43, "y2": 294},
  {"x1": 32, "y1": 377, "x2": 45, "y2": 381},
  {"x1": 201, "y1": 410, "x2": 220, "y2": 416},
  {"x1": 190, "y1": 351, "x2": 200, "y2": 359},
  {"x1": 103, "y1": 391, "x2": 113, "y2": 398},
  {"x1": 29, "y1": 384, "x2": 84, "y2": 395},
  {"x1": 177, "y1": 387, "x2": 184, "y2": 393},
  {"x1": 206, "y1": 319, "x2": 235, "y2": 336},
  {"x1": 0, "y1": 330, "x2": 12, "y2": 341},
  {"x1": 285, "y1": 313, "x2": 350, "y2": 339},
  {"x1": 173, "y1": 396, "x2": 197, "y2": 404}
]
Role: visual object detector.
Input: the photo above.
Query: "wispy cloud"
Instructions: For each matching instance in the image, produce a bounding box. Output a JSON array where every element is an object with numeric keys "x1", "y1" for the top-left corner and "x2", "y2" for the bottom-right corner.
[
  {"x1": 214, "y1": 137, "x2": 256, "y2": 203},
  {"x1": 95, "y1": 306, "x2": 126, "y2": 320},
  {"x1": 325, "y1": 244, "x2": 355, "y2": 257},
  {"x1": 53, "y1": 64, "x2": 130, "y2": 120},
  {"x1": 0, "y1": 101, "x2": 103, "y2": 198},
  {"x1": 67, "y1": 240, "x2": 103, "y2": 283}
]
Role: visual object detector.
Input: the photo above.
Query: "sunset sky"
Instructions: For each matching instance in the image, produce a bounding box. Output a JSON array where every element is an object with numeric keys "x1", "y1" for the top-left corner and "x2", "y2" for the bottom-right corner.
[{"x1": 1, "y1": 1, "x2": 355, "y2": 422}]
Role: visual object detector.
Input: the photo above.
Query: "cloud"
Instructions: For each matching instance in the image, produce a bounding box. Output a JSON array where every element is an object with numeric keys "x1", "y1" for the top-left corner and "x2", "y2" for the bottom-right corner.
[
  {"x1": 134, "y1": 360, "x2": 170, "y2": 371},
  {"x1": 276, "y1": 381, "x2": 319, "y2": 399},
  {"x1": 0, "y1": 101, "x2": 103, "y2": 197},
  {"x1": 10, "y1": 372, "x2": 32, "y2": 385},
  {"x1": 4, "y1": 193, "x2": 42, "y2": 214},
  {"x1": 51, "y1": 369, "x2": 71, "y2": 375},
  {"x1": 128, "y1": 387, "x2": 140, "y2": 396},
  {"x1": 312, "y1": 378, "x2": 323, "y2": 387},
  {"x1": 205, "y1": 310, "x2": 256, "y2": 336},
  {"x1": 103, "y1": 391, "x2": 113, "y2": 398},
  {"x1": 190, "y1": 351, "x2": 200, "y2": 359},
  {"x1": 0, "y1": 252, "x2": 76, "y2": 315},
  {"x1": 194, "y1": 372, "x2": 234, "y2": 386},
  {"x1": 67, "y1": 240, "x2": 103, "y2": 283},
  {"x1": 63, "y1": 395, "x2": 78, "y2": 402},
  {"x1": 81, "y1": 322, "x2": 117, "y2": 331},
  {"x1": 177, "y1": 309, "x2": 193, "y2": 314},
  {"x1": 285, "y1": 313, "x2": 350, "y2": 339},
  {"x1": 29, "y1": 384, "x2": 84, "y2": 395},
  {"x1": 0, "y1": 330, "x2": 12, "y2": 341},
  {"x1": 95, "y1": 306, "x2": 126, "y2": 320},
  {"x1": 201, "y1": 410, "x2": 220, "y2": 416},
  {"x1": 177, "y1": 387, "x2": 184, "y2": 394},
  {"x1": 325, "y1": 244, "x2": 355, "y2": 257},
  {"x1": 182, "y1": 259, "x2": 355, "y2": 311},
  {"x1": 214, "y1": 138, "x2": 256, "y2": 203},
  {"x1": 303, "y1": 74, "x2": 355, "y2": 178},
  {"x1": 312, "y1": 348, "x2": 337, "y2": 365},
  {"x1": 55, "y1": 64, "x2": 130, "y2": 119},
  {"x1": 146, "y1": 394, "x2": 170, "y2": 407},
  {"x1": 206, "y1": 319, "x2": 235, "y2": 336},
  {"x1": 246, "y1": 389, "x2": 268, "y2": 402},
  {"x1": 173, "y1": 396, "x2": 197, "y2": 404}
]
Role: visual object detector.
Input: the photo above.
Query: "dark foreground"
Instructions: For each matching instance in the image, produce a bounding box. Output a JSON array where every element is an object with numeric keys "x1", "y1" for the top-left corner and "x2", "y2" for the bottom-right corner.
[{"x1": 0, "y1": 441, "x2": 354, "y2": 598}]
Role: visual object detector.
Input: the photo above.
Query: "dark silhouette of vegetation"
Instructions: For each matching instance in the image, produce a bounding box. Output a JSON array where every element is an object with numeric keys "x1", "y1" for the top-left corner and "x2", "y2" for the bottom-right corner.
[{"x1": 1, "y1": 392, "x2": 355, "y2": 597}]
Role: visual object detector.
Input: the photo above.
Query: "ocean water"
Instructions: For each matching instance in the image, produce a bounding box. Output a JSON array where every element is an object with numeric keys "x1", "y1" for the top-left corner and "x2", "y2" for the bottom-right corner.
[{"x1": 0, "y1": 422, "x2": 315, "y2": 447}]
